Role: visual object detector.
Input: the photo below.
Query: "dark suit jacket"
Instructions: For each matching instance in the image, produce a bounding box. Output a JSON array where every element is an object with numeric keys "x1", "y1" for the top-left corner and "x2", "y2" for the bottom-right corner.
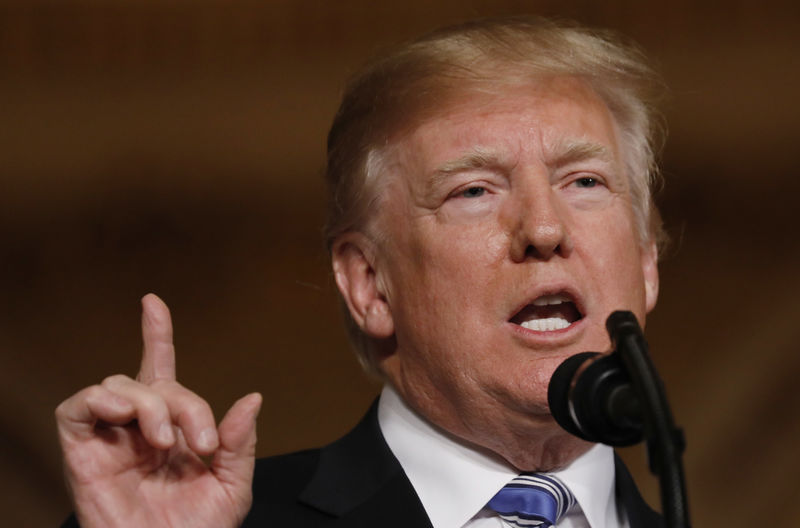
[
  {"x1": 243, "y1": 401, "x2": 664, "y2": 527},
  {"x1": 63, "y1": 401, "x2": 664, "y2": 527}
]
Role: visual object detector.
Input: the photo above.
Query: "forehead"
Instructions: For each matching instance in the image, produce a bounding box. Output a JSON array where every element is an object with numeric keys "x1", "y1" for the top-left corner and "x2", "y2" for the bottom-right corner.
[{"x1": 391, "y1": 77, "x2": 621, "y2": 175}]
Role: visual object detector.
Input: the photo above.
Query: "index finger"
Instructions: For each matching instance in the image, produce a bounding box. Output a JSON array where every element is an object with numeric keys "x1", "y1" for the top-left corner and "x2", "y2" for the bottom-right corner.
[{"x1": 137, "y1": 293, "x2": 176, "y2": 384}]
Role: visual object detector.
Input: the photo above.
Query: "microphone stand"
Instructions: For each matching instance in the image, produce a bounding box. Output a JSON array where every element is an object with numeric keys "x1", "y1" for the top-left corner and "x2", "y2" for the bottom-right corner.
[
  {"x1": 605, "y1": 311, "x2": 689, "y2": 528},
  {"x1": 547, "y1": 311, "x2": 691, "y2": 528}
]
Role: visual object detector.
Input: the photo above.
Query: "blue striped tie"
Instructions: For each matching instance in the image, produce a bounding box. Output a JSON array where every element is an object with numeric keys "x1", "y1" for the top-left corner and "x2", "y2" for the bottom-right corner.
[{"x1": 487, "y1": 473, "x2": 576, "y2": 527}]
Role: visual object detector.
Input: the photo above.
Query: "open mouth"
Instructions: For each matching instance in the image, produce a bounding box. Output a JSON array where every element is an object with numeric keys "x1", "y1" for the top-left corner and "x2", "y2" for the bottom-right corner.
[{"x1": 509, "y1": 293, "x2": 583, "y2": 332}]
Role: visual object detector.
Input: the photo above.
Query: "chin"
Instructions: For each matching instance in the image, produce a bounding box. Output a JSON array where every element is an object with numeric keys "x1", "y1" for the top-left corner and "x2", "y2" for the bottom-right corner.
[{"x1": 507, "y1": 429, "x2": 594, "y2": 472}]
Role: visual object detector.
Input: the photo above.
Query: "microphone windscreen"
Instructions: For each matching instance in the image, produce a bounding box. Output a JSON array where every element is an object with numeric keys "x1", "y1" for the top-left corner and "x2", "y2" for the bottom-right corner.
[{"x1": 547, "y1": 351, "x2": 600, "y2": 442}]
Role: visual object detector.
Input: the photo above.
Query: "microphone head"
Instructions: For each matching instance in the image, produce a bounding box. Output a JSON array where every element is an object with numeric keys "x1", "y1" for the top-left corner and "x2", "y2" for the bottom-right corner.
[
  {"x1": 548, "y1": 352, "x2": 644, "y2": 447},
  {"x1": 548, "y1": 352, "x2": 601, "y2": 442}
]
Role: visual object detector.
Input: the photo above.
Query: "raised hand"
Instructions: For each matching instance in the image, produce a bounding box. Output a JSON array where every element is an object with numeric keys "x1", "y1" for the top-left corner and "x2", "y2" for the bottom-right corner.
[{"x1": 55, "y1": 294, "x2": 262, "y2": 528}]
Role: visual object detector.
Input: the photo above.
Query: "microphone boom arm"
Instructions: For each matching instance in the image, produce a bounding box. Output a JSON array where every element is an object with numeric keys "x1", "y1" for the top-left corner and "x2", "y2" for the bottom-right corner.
[{"x1": 605, "y1": 311, "x2": 689, "y2": 528}]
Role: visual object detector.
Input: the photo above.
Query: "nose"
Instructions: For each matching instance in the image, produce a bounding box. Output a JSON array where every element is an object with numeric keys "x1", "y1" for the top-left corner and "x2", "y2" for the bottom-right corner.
[{"x1": 509, "y1": 185, "x2": 573, "y2": 262}]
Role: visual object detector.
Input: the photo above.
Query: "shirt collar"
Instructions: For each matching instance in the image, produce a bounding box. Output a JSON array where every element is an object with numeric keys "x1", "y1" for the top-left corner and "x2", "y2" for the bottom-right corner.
[
  {"x1": 377, "y1": 385, "x2": 621, "y2": 528},
  {"x1": 555, "y1": 441, "x2": 621, "y2": 528}
]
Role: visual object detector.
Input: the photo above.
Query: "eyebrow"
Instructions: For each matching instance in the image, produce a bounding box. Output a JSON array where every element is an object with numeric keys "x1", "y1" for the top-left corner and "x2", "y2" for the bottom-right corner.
[
  {"x1": 548, "y1": 139, "x2": 615, "y2": 167},
  {"x1": 433, "y1": 141, "x2": 614, "y2": 176},
  {"x1": 426, "y1": 147, "x2": 505, "y2": 190},
  {"x1": 434, "y1": 147, "x2": 503, "y2": 175}
]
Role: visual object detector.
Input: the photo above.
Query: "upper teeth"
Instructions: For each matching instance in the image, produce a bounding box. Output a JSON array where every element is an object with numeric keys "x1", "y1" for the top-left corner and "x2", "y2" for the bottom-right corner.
[{"x1": 532, "y1": 293, "x2": 570, "y2": 306}]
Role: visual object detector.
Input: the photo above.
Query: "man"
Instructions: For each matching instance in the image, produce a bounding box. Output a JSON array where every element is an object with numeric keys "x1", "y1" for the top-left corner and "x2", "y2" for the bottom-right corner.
[{"x1": 57, "y1": 17, "x2": 665, "y2": 527}]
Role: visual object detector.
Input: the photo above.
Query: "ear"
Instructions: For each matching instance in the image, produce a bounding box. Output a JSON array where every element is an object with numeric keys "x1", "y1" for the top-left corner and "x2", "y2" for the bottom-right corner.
[
  {"x1": 331, "y1": 233, "x2": 394, "y2": 338},
  {"x1": 641, "y1": 239, "x2": 659, "y2": 313}
]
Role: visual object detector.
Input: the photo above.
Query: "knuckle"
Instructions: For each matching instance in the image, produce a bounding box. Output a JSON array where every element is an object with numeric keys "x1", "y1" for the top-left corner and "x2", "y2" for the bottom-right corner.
[
  {"x1": 152, "y1": 381, "x2": 211, "y2": 419},
  {"x1": 181, "y1": 397, "x2": 212, "y2": 420},
  {"x1": 137, "y1": 392, "x2": 168, "y2": 418},
  {"x1": 101, "y1": 373, "x2": 131, "y2": 388},
  {"x1": 82, "y1": 384, "x2": 107, "y2": 403},
  {"x1": 55, "y1": 384, "x2": 110, "y2": 429},
  {"x1": 54, "y1": 399, "x2": 68, "y2": 420},
  {"x1": 55, "y1": 385, "x2": 98, "y2": 418}
]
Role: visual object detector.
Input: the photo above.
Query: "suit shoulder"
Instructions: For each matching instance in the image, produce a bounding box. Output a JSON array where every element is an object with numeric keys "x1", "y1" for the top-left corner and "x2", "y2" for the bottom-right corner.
[
  {"x1": 252, "y1": 449, "x2": 321, "y2": 498},
  {"x1": 244, "y1": 449, "x2": 333, "y2": 526}
]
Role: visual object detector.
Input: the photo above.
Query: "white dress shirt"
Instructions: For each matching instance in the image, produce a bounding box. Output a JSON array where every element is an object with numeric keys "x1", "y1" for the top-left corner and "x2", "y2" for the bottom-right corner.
[{"x1": 377, "y1": 385, "x2": 629, "y2": 528}]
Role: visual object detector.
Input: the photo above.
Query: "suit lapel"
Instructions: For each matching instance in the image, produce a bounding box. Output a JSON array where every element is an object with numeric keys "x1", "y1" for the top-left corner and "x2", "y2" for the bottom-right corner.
[
  {"x1": 299, "y1": 400, "x2": 433, "y2": 527},
  {"x1": 614, "y1": 453, "x2": 665, "y2": 528}
]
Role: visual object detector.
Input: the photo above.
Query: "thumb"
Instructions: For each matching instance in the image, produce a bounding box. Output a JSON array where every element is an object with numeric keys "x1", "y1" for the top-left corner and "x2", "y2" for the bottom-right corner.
[{"x1": 212, "y1": 392, "x2": 262, "y2": 494}]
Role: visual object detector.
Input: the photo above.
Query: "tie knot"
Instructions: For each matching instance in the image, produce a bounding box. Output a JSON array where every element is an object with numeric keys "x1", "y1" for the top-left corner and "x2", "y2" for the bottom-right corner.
[{"x1": 487, "y1": 474, "x2": 576, "y2": 527}]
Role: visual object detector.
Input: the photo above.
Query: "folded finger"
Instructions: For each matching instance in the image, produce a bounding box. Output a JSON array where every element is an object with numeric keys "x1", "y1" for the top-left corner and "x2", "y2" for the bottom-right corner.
[
  {"x1": 154, "y1": 381, "x2": 220, "y2": 455},
  {"x1": 55, "y1": 385, "x2": 136, "y2": 442},
  {"x1": 101, "y1": 374, "x2": 176, "y2": 449},
  {"x1": 106, "y1": 374, "x2": 220, "y2": 455}
]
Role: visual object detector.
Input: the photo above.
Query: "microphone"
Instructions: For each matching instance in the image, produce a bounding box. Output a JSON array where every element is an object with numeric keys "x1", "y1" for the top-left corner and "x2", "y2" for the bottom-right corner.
[
  {"x1": 548, "y1": 311, "x2": 691, "y2": 527},
  {"x1": 547, "y1": 350, "x2": 644, "y2": 446},
  {"x1": 547, "y1": 312, "x2": 646, "y2": 447}
]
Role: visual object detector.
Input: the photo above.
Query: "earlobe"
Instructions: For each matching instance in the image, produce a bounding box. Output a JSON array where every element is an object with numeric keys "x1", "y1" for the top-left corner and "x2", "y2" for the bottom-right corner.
[
  {"x1": 642, "y1": 240, "x2": 659, "y2": 313},
  {"x1": 331, "y1": 234, "x2": 395, "y2": 338}
]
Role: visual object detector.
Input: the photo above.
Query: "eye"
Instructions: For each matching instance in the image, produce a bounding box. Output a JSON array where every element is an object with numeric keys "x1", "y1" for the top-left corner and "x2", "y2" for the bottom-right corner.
[
  {"x1": 573, "y1": 177, "x2": 599, "y2": 188},
  {"x1": 461, "y1": 186, "x2": 486, "y2": 198},
  {"x1": 561, "y1": 173, "x2": 613, "y2": 210}
]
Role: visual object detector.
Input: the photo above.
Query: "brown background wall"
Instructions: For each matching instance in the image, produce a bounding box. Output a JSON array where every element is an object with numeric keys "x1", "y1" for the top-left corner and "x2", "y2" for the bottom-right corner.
[{"x1": 2, "y1": 1, "x2": 799, "y2": 526}]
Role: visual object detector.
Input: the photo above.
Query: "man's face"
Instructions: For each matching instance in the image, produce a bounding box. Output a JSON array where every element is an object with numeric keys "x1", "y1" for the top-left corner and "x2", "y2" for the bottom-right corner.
[{"x1": 355, "y1": 77, "x2": 658, "y2": 469}]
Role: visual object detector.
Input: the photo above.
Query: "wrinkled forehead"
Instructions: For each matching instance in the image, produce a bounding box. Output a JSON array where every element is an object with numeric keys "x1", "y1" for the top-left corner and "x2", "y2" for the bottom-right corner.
[{"x1": 381, "y1": 76, "x2": 623, "y2": 181}]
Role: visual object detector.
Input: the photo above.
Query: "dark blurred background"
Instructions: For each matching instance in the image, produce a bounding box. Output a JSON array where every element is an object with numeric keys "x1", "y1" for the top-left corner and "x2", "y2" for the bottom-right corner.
[{"x1": 1, "y1": 1, "x2": 799, "y2": 526}]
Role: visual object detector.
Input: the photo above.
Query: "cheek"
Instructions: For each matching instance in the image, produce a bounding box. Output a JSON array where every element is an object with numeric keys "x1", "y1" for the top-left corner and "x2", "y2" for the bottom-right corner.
[
  {"x1": 577, "y1": 212, "x2": 647, "y2": 293},
  {"x1": 386, "y1": 226, "x2": 506, "y2": 348},
  {"x1": 407, "y1": 221, "x2": 506, "y2": 284}
]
